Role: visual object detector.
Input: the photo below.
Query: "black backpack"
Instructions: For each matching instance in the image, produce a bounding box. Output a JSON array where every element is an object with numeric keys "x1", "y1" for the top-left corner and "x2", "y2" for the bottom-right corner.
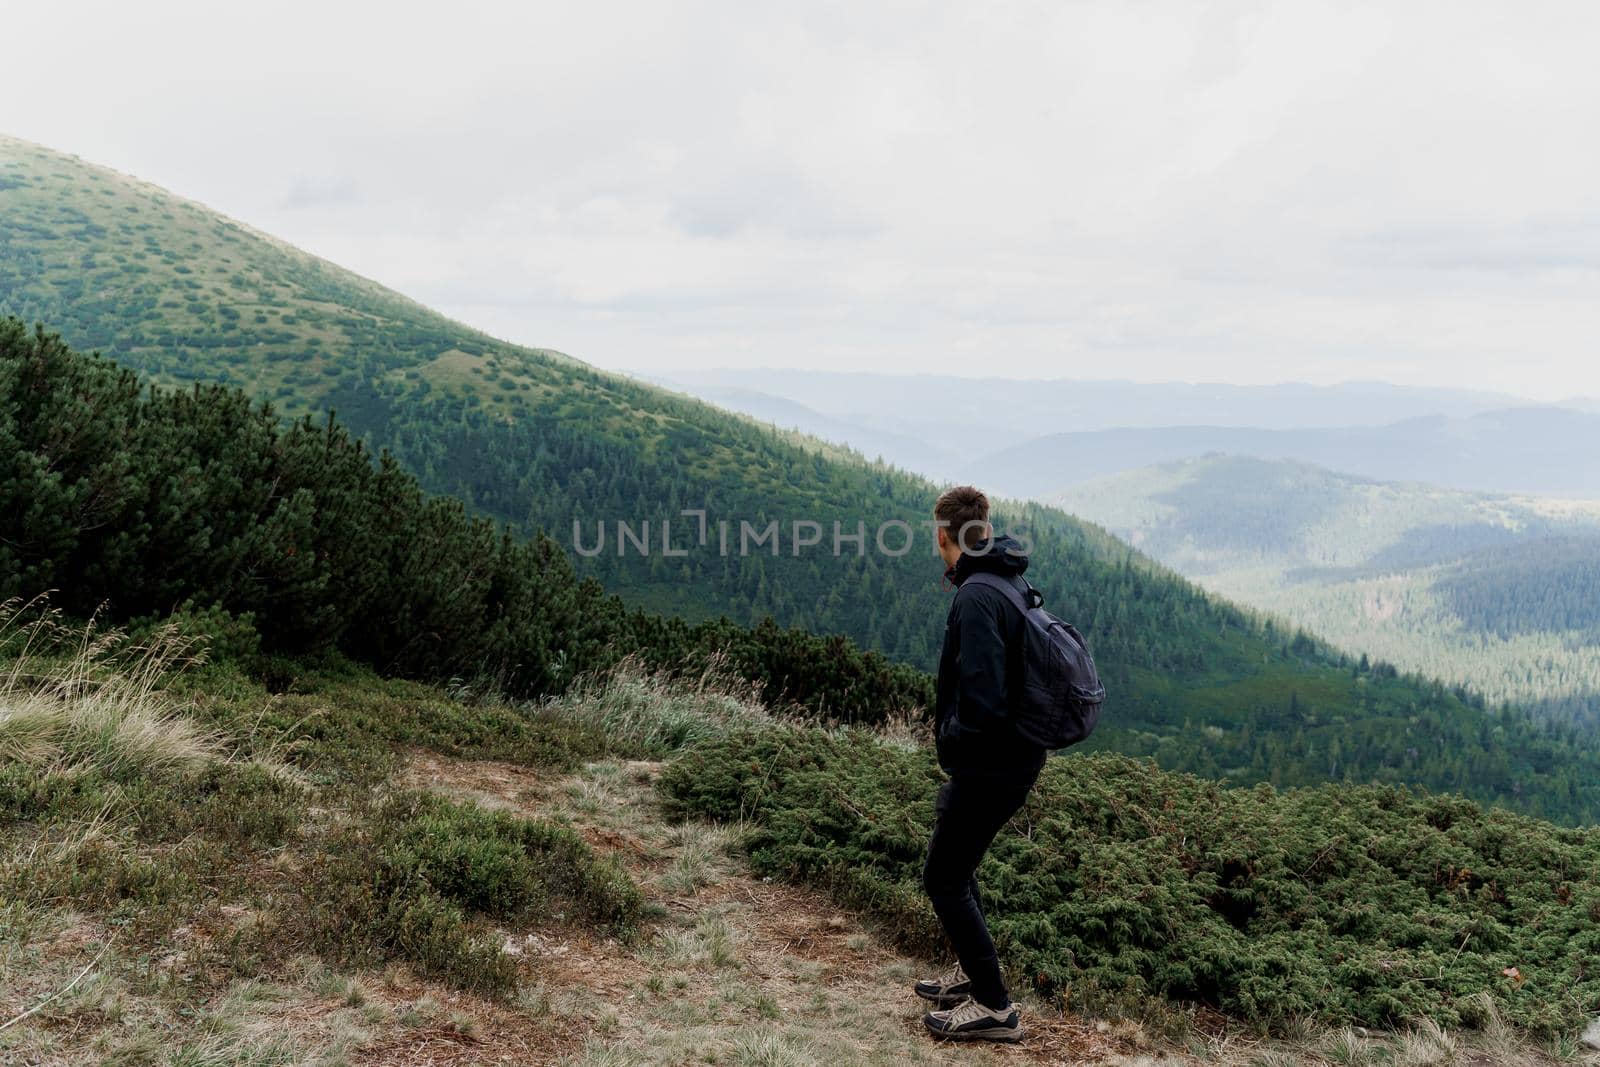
[{"x1": 964, "y1": 572, "x2": 1105, "y2": 749}]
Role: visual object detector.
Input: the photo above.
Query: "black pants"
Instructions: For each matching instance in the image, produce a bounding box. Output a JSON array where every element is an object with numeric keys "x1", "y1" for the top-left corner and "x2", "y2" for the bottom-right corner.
[{"x1": 922, "y1": 759, "x2": 1044, "y2": 1011}]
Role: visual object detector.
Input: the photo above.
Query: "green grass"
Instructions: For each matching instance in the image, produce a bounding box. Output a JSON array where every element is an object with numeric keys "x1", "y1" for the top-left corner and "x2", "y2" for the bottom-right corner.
[
  {"x1": 0, "y1": 611, "x2": 641, "y2": 1010},
  {"x1": 0, "y1": 603, "x2": 222, "y2": 777},
  {"x1": 530, "y1": 658, "x2": 774, "y2": 759},
  {"x1": 186, "y1": 664, "x2": 613, "y2": 787}
]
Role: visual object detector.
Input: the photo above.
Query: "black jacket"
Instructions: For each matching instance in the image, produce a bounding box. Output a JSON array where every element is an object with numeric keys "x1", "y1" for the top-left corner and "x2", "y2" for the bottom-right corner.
[{"x1": 934, "y1": 535, "x2": 1048, "y2": 774}]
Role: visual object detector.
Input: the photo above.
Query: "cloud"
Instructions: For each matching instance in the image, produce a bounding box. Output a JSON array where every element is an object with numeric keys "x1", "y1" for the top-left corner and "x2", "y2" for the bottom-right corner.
[
  {"x1": 4, "y1": 0, "x2": 1600, "y2": 400},
  {"x1": 280, "y1": 176, "x2": 361, "y2": 211},
  {"x1": 668, "y1": 167, "x2": 881, "y2": 241},
  {"x1": 1345, "y1": 217, "x2": 1600, "y2": 274}
]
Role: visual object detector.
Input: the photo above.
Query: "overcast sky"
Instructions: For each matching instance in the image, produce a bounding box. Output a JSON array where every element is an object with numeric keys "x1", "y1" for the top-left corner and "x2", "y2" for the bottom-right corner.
[{"x1": 6, "y1": 1, "x2": 1600, "y2": 400}]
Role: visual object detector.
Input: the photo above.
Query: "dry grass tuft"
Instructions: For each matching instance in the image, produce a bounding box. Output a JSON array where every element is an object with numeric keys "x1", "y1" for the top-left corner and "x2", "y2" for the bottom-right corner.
[
  {"x1": 0, "y1": 599, "x2": 220, "y2": 779},
  {"x1": 533, "y1": 656, "x2": 775, "y2": 756},
  {"x1": 1395, "y1": 1017, "x2": 1459, "y2": 1066},
  {"x1": 1323, "y1": 1026, "x2": 1376, "y2": 1066},
  {"x1": 658, "y1": 821, "x2": 741, "y2": 896}
]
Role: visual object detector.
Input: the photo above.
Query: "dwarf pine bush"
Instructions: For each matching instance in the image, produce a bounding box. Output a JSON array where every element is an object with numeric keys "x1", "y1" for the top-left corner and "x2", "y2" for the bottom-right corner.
[
  {"x1": 660, "y1": 725, "x2": 1600, "y2": 1036},
  {"x1": 301, "y1": 790, "x2": 643, "y2": 993},
  {"x1": 0, "y1": 321, "x2": 934, "y2": 724}
]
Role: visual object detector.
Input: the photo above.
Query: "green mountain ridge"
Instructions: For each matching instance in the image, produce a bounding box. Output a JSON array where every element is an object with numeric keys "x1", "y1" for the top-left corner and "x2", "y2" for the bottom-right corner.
[
  {"x1": 1057, "y1": 455, "x2": 1600, "y2": 725},
  {"x1": 5, "y1": 135, "x2": 1598, "y2": 820}
]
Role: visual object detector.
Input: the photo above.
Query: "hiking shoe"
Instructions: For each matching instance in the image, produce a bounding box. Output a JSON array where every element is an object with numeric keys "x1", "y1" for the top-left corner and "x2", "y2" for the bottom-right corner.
[
  {"x1": 923, "y1": 996, "x2": 1023, "y2": 1042},
  {"x1": 913, "y1": 962, "x2": 971, "y2": 1006}
]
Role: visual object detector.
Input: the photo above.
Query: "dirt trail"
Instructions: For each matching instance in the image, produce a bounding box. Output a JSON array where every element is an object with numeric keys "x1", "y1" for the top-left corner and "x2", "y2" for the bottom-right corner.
[{"x1": 396, "y1": 750, "x2": 1146, "y2": 1066}]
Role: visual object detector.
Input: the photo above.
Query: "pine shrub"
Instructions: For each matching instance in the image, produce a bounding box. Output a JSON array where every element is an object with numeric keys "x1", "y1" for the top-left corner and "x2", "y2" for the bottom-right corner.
[
  {"x1": 0, "y1": 320, "x2": 931, "y2": 723},
  {"x1": 661, "y1": 727, "x2": 1600, "y2": 1035},
  {"x1": 300, "y1": 790, "x2": 643, "y2": 994}
]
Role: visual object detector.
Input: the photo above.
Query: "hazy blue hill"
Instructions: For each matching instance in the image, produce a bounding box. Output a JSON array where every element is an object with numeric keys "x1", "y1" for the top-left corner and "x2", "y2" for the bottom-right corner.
[
  {"x1": 7, "y1": 134, "x2": 1597, "y2": 817},
  {"x1": 1058, "y1": 455, "x2": 1600, "y2": 724},
  {"x1": 645, "y1": 376, "x2": 960, "y2": 477},
  {"x1": 969, "y1": 408, "x2": 1600, "y2": 498},
  {"x1": 654, "y1": 367, "x2": 1529, "y2": 439}
]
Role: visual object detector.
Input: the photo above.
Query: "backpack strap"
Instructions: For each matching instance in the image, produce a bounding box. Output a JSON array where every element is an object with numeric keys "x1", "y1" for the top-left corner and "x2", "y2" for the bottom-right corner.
[{"x1": 963, "y1": 571, "x2": 1041, "y2": 614}]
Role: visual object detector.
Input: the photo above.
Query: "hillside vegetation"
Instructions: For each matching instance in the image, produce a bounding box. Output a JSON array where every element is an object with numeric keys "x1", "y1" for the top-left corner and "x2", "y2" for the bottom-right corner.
[
  {"x1": 0, "y1": 133, "x2": 961, "y2": 652},
  {"x1": 3, "y1": 611, "x2": 1597, "y2": 1064},
  {"x1": 0, "y1": 319, "x2": 930, "y2": 720},
  {"x1": 1057, "y1": 456, "x2": 1600, "y2": 726},
  {"x1": 6, "y1": 138, "x2": 1599, "y2": 820},
  {"x1": 663, "y1": 724, "x2": 1600, "y2": 1038},
  {"x1": 0, "y1": 605, "x2": 640, "y2": 1062},
  {"x1": 8, "y1": 322, "x2": 1600, "y2": 822}
]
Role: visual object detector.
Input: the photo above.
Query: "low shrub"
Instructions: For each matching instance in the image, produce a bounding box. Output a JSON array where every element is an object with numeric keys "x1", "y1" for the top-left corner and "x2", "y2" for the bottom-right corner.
[
  {"x1": 190, "y1": 665, "x2": 613, "y2": 786},
  {"x1": 660, "y1": 726, "x2": 1600, "y2": 1036},
  {"x1": 300, "y1": 790, "x2": 643, "y2": 994},
  {"x1": 0, "y1": 605, "x2": 310, "y2": 955},
  {"x1": 127, "y1": 598, "x2": 263, "y2": 669}
]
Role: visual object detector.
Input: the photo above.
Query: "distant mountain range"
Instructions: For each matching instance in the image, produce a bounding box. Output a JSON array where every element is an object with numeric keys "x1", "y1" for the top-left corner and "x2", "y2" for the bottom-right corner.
[
  {"x1": 644, "y1": 380, "x2": 965, "y2": 476},
  {"x1": 653, "y1": 366, "x2": 1600, "y2": 723},
  {"x1": 1057, "y1": 455, "x2": 1600, "y2": 724},
  {"x1": 652, "y1": 368, "x2": 1531, "y2": 433},
  {"x1": 651, "y1": 369, "x2": 1598, "y2": 495},
  {"x1": 969, "y1": 407, "x2": 1600, "y2": 498}
]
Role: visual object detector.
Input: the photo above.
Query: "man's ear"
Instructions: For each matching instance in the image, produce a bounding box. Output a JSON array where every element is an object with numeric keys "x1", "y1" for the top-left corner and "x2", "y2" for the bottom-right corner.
[{"x1": 935, "y1": 526, "x2": 950, "y2": 550}]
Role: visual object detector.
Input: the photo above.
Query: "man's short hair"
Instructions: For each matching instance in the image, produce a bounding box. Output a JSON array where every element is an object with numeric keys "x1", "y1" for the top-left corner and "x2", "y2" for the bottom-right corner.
[{"x1": 935, "y1": 485, "x2": 990, "y2": 552}]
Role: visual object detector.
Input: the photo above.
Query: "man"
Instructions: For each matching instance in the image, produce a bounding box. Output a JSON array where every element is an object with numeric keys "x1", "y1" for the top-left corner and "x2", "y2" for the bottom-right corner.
[{"x1": 916, "y1": 485, "x2": 1047, "y2": 1043}]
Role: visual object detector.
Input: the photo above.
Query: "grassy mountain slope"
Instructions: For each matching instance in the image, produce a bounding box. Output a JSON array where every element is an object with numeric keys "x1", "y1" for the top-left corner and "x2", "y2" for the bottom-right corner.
[
  {"x1": 1058, "y1": 456, "x2": 1600, "y2": 724},
  {"x1": 0, "y1": 136, "x2": 586, "y2": 396},
  {"x1": 0, "y1": 134, "x2": 965, "y2": 644},
  {"x1": 665, "y1": 721, "x2": 1600, "y2": 1038},
  {"x1": 5, "y1": 136, "x2": 1599, "y2": 819}
]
